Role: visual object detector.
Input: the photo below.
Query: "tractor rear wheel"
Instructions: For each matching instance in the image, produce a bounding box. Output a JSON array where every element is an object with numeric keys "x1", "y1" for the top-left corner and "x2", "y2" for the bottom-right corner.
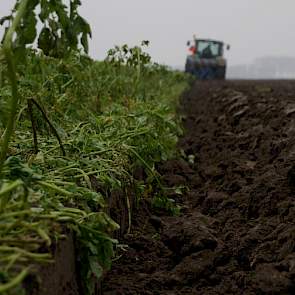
[{"x1": 216, "y1": 67, "x2": 226, "y2": 80}]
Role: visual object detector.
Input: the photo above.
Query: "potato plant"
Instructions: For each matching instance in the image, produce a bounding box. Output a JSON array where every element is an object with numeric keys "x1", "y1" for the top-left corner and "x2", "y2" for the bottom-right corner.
[
  {"x1": 0, "y1": 0, "x2": 91, "y2": 171},
  {"x1": 0, "y1": 1, "x2": 189, "y2": 294}
]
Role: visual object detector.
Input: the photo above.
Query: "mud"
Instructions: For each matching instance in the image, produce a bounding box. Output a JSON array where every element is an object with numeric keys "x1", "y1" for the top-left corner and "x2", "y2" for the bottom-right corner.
[{"x1": 102, "y1": 80, "x2": 295, "y2": 295}]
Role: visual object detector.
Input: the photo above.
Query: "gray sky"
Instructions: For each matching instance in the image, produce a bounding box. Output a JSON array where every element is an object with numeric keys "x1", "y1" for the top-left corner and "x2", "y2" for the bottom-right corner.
[{"x1": 2, "y1": 0, "x2": 295, "y2": 67}]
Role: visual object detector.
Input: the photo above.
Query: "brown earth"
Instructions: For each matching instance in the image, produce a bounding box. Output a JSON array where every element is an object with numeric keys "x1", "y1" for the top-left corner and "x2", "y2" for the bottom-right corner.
[{"x1": 102, "y1": 80, "x2": 295, "y2": 295}]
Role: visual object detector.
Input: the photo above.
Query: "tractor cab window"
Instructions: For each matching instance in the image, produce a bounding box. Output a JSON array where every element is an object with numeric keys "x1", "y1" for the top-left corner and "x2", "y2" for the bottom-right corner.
[{"x1": 196, "y1": 41, "x2": 222, "y2": 58}]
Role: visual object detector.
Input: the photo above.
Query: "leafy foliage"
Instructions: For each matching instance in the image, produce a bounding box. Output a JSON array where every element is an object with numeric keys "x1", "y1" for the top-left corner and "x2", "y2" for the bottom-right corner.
[
  {"x1": 106, "y1": 41, "x2": 151, "y2": 67},
  {"x1": 1, "y1": 0, "x2": 91, "y2": 58},
  {"x1": 0, "y1": 46, "x2": 188, "y2": 294},
  {"x1": 0, "y1": 2, "x2": 189, "y2": 294}
]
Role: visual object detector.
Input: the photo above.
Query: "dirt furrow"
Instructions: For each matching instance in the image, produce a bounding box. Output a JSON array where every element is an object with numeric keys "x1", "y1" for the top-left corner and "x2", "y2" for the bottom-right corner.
[{"x1": 103, "y1": 80, "x2": 295, "y2": 295}]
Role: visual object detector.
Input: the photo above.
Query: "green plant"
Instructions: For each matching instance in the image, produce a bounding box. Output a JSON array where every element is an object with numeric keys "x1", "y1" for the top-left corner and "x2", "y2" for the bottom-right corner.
[
  {"x1": 0, "y1": 3, "x2": 189, "y2": 293},
  {"x1": 152, "y1": 193, "x2": 181, "y2": 216},
  {"x1": 0, "y1": 0, "x2": 91, "y2": 172},
  {"x1": 106, "y1": 41, "x2": 151, "y2": 68}
]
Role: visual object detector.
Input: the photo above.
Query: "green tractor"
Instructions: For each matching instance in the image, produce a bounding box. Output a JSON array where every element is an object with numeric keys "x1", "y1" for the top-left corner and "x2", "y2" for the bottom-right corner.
[{"x1": 185, "y1": 37, "x2": 230, "y2": 80}]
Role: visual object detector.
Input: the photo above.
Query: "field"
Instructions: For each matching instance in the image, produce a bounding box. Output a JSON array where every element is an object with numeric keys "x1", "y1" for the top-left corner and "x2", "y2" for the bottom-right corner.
[
  {"x1": 103, "y1": 80, "x2": 295, "y2": 295},
  {"x1": 1, "y1": 2, "x2": 295, "y2": 294}
]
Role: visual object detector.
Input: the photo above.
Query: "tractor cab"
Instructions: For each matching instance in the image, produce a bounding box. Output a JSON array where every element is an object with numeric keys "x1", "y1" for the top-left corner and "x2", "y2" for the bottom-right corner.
[
  {"x1": 195, "y1": 39, "x2": 224, "y2": 59},
  {"x1": 185, "y1": 37, "x2": 230, "y2": 80}
]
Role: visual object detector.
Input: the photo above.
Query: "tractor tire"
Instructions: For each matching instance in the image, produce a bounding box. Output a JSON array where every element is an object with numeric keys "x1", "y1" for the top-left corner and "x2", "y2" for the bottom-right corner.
[
  {"x1": 216, "y1": 67, "x2": 226, "y2": 80},
  {"x1": 185, "y1": 60, "x2": 193, "y2": 74}
]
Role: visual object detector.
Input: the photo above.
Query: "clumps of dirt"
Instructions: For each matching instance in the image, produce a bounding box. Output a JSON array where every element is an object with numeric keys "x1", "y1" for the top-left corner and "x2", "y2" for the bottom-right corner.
[{"x1": 102, "y1": 81, "x2": 295, "y2": 295}]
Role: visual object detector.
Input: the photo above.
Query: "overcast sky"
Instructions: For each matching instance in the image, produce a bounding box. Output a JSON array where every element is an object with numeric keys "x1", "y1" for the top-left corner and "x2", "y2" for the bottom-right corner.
[{"x1": 1, "y1": 0, "x2": 295, "y2": 67}]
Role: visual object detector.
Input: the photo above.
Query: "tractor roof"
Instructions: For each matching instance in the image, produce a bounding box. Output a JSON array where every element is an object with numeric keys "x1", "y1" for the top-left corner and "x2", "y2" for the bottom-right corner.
[{"x1": 196, "y1": 39, "x2": 224, "y2": 44}]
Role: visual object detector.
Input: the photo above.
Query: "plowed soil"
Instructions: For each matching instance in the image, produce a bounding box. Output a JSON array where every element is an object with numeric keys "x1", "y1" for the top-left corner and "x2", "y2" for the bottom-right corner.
[{"x1": 102, "y1": 80, "x2": 295, "y2": 295}]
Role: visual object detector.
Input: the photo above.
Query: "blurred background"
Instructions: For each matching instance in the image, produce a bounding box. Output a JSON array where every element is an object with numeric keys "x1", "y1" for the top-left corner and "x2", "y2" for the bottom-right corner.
[{"x1": 1, "y1": 0, "x2": 295, "y2": 79}]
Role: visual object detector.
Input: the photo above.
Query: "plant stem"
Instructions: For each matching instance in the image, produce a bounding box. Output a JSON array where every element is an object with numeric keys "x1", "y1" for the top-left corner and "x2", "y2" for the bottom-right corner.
[
  {"x1": 28, "y1": 99, "x2": 39, "y2": 154},
  {"x1": 37, "y1": 180, "x2": 72, "y2": 196},
  {"x1": 0, "y1": 0, "x2": 30, "y2": 173},
  {"x1": 0, "y1": 180, "x2": 23, "y2": 197},
  {"x1": 30, "y1": 98, "x2": 66, "y2": 156},
  {"x1": 0, "y1": 268, "x2": 30, "y2": 293}
]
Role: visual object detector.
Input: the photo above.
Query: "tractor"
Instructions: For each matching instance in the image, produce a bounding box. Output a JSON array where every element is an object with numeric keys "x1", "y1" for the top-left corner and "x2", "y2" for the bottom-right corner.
[{"x1": 185, "y1": 37, "x2": 230, "y2": 80}]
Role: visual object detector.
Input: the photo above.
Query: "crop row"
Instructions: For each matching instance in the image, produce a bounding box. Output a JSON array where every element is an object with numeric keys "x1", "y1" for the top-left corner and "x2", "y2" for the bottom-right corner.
[{"x1": 0, "y1": 45, "x2": 188, "y2": 295}]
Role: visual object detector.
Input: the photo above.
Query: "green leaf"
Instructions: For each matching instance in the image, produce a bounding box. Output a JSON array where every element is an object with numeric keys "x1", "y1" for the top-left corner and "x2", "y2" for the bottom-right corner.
[
  {"x1": 89, "y1": 259, "x2": 103, "y2": 279},
  {"x1": 21, "y1": 12, "x2": 37, "y2": 44},
  {"x1": 13, "y1": 46, "x2": 27, "y2": 64},
  {"x1": 81, "y1": 32, "x2": 89, "y2": 53},
  {"x1": 141, "y1": 40, "x2": 150, "y2": 46},
  {"x1": 39, "y1": 0, "x2": 51, "y2": 22},
  {"x1": 37, "y1": 27, "x2": 54, "y2": 56}
]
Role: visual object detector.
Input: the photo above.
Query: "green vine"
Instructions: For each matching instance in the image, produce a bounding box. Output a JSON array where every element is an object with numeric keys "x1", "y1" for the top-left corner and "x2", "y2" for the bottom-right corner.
[{"x1": 0, "y1": 0, "x2": 29, "y2": 172}]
